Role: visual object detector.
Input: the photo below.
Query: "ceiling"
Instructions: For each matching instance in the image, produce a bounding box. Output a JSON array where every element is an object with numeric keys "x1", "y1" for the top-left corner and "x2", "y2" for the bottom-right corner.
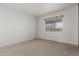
[{"x1": 0, "y1": 3, "x2": 77, "y2": 16}]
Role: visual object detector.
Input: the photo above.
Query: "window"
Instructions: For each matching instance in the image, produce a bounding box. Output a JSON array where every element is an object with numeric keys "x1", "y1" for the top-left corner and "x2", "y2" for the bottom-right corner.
[
  {"x1": 44, "y1": 15, "x2": 64, "y2": 32},
  {"x1": 55, "y1": 21, "x2": 63, "y2": 31}
]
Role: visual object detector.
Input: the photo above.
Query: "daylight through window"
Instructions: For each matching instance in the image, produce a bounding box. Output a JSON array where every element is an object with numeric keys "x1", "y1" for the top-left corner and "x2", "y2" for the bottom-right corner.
[{"x1": 44, "y1": 15, "x2": 64, "y2": 31}]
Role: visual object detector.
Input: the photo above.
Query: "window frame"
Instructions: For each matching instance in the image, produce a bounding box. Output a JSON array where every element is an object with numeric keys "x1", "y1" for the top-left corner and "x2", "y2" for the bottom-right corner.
[{"x1": 44, "y1": 15, "x2": 64, "y2": 32}]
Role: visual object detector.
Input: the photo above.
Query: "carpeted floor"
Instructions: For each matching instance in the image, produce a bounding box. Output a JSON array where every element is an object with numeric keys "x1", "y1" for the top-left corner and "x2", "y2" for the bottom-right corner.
[{"x1": 0, "y1": 39, "x2": 79, "y2": 56}]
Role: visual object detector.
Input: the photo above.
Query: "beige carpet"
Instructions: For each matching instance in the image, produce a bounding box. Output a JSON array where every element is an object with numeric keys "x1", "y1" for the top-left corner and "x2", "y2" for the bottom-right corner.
[{"x1": 0, "y1": 39, "x2": 79, "y2": 56}]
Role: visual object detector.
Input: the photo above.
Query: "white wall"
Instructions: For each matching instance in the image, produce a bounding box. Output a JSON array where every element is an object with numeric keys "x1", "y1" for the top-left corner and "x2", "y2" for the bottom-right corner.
[
  {"x1": 0, "y1": 5, "x2": 37, "y2": 47},
  {"x1": 38, "y1": 5, "x2": 78, "y2": 46},
  {"x1": 0, "y1": 4, "x2": 78, "y2": 47},
  {"x1": 78, "y1": 4, "x2": 79, "y2": 46}
]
